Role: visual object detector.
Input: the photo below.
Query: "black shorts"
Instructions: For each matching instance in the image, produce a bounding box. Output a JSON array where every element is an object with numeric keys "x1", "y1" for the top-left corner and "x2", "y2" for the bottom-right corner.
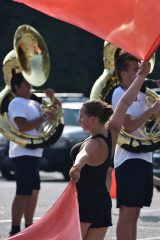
[
  {"x1": 11, "y1": 156, "x2": 40, "y2": 195},
  {"x1": 115, "y1": 159, "x2": 153, "y2": 208},
  {"x1": 77, "y1": 181, "x2": 112, "y2": 228}
]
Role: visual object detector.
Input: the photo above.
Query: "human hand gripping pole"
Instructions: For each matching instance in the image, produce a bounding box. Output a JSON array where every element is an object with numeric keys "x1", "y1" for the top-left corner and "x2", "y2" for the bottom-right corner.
[
  {"x1": 69, "y1": 147, "x2": 88, "y2": 183},
  {"x1": 123, "y1": 61, "x2": 150, "y2": 104},
  {"x1": 136, "y1": 61, "x2": 150, "y2": 77},
  {"x1": 69, "y1": 165, "x2": 81, "y2": 183}
]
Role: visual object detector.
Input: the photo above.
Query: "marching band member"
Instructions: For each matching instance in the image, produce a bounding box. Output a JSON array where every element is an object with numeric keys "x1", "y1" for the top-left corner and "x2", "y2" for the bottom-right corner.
[
  {"x1": 8, "y1": 71, "x2": 55, "y2": 236},
  {"x1": 111, "y1": 53, "x2": 160, "y2": 240}
]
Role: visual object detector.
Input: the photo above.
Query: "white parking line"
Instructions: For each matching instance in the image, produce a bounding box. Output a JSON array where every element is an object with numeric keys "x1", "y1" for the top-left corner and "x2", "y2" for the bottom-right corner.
[
  {"x1": 141, "y1": 208, "x2": 160, "y2": 213},
  {"x1": 113, "y1": 208, "x2": 160, "y2": 215},
  {"x1": 138, "y1": 226, "x2": 160, "y2": 230},
  {"x1": 137, "y1": 237, "x2": 160, "y2": 240},
  {"x1": 0, "y1": 217, "x2": 40, "y2": 223},
  {"x1": 111, "y1": 237, "x2": 160, "y2": 240},
  {"x1": 112, "y1": 225, "x2": 160, "y2": 230}
]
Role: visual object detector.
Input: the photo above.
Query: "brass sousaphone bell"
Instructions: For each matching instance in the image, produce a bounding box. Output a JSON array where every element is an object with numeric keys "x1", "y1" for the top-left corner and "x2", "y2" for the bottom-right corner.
[
  {"x1": 90, "y1": 42, "x2": 160, "y2": 153},
  {"x1": 1, "y1": 25, "x2": 64, "y2": 148}
]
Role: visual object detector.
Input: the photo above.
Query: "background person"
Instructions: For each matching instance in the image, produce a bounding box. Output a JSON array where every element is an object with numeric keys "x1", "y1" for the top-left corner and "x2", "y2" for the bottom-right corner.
[
  {"x1": 111, "y1": 53, "x2": 160, "y2": 240},
  {"x1": 69, "y1": 61, "x2": 150, "y2": 240},
  {"x1": 8, "y1": 71, "x2": 55, "y2": 236}
]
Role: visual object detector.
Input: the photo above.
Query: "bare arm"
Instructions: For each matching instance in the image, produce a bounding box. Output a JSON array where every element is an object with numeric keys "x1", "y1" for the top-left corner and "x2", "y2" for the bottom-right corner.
[
  {"x1": 122, "y1": 101, "x2": 160, "y2": 133},
  {"x1": 14, "y1": 110, "x2": 55, "y2": 132},
  {"x1": 69, "y1": 141, "x2": 92, "y2": 183},
  {"x1": 14, "y1": 116, "x2": 44, "y2": 132},
  {"x1": 109, "y1": 61, "x2": 150, "y2": 135},
  {"x1": 69, "y1": 138, "x2": 107, "y2": 182}
]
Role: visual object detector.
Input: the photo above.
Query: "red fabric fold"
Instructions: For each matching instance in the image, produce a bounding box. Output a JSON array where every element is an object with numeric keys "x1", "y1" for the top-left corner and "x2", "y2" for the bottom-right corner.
[
  {"x1": 8, "y1": 181, "x2": 82, "y2": 240},
  {"x1": 13, "y1": 0, "x2": 160, "y2": 60},
  {"x1": 110, "y1": 170, "x2": 116, "y2": 199}
]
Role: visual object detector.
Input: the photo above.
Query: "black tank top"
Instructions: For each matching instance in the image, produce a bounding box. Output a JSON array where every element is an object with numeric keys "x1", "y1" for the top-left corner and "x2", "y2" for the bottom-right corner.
[{"x1": 70, "y1": 131, "x2": 112, "y2": 187}]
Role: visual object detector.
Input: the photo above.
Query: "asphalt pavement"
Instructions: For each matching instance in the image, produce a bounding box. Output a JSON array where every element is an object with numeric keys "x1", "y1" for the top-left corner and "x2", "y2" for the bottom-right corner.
[{"x1": 0, "y1": 172, "x2": 160, "y2": 240}]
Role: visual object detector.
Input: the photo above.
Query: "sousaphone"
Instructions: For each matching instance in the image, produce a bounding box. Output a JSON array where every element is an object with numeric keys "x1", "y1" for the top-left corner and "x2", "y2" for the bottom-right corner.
[
  {"x1": 1, "y1": 25, "x2": 64, "y2": 148},
  {"x1": 90, "y1": 42, "x2": 160, "y2": 153}
]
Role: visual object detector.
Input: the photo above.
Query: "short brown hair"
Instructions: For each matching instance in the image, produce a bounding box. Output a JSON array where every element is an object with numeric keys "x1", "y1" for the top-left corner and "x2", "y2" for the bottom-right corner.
[
  {"x1": 82, "y1": 99, "x2": 113, "y2": 123},
  {"x1": 115, "y1": 53, "x2": 140, "y2": 81}
]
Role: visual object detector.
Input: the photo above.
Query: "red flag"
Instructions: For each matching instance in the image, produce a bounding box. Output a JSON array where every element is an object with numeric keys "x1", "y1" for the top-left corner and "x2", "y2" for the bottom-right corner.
[
  {"x1": 110, "y1": 170, "x2": 116, "y2": 199},
  {"x1": 8, "y1": 181, "x2": 82, "y2": 240},
  {"x1": 13, "y1": 0, "x2": 160, "y2": 60}
]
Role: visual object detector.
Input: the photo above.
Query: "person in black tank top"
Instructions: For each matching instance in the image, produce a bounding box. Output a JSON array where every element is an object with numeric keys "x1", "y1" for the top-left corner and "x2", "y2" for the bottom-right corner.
[{"x1": 69, "y1": 61, "x2": 150, "y2": 240}]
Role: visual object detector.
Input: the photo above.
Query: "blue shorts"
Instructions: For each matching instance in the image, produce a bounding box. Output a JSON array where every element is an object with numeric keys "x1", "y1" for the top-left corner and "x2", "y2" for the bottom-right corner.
[
  {"x1": 115, "y1": 159, "x2": 153, "y2": 208},
  {"x1": 11, "y1": 156, "x2": 40, "y2": 195}
]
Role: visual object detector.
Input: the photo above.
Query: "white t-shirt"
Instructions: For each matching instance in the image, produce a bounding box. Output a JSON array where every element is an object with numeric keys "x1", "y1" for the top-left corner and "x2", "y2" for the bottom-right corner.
[
  {"x1": 8, "y1": 97, "x2": 43, "y2": 158},
  {"x1": 112, "y1": 86, "x2": 152, "y2": 168}
]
